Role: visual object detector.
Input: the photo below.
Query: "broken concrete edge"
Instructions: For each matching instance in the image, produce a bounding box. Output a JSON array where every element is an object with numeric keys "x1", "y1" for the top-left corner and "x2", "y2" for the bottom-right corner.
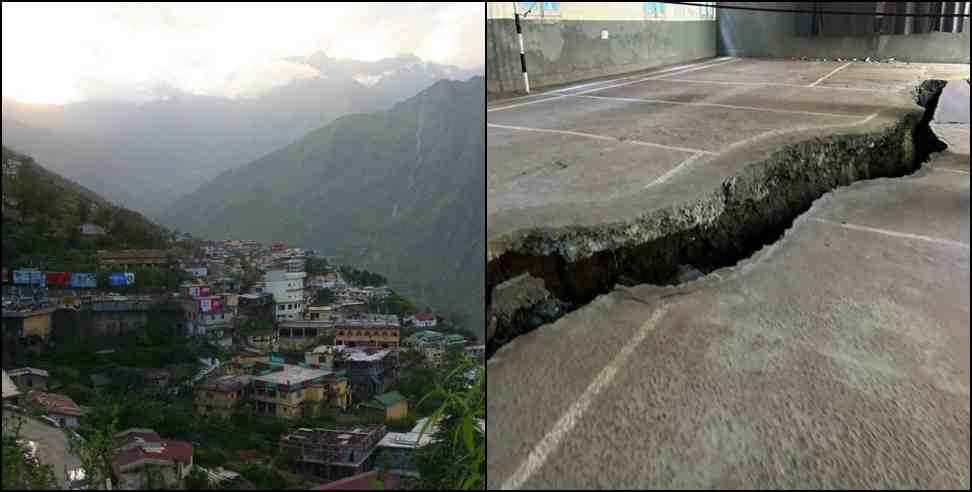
[
  {"x1": 486, "y1": 80, "x2": 948, "y2": 358},
  {"x1": 617, "y1": 135, "x2": 963, "y2": 317}
]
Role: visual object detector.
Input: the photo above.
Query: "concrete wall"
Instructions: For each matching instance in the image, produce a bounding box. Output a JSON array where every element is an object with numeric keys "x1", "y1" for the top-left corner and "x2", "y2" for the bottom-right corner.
[
  {"x1": 718, "y1": 2, "x2": 971, "y2": 63},
  {"x1": 487, "y1": 2, "x2": 718, "y2": 93}
]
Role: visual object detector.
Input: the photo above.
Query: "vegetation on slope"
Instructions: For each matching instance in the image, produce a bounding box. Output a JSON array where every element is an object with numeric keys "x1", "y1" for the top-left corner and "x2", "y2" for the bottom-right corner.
[{"x1": 2, "y1": 146, "x2": 171, "y2": 272}]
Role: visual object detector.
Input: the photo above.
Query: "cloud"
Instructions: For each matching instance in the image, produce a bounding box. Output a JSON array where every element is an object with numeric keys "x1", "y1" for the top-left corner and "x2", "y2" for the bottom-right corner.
[{"x1": 1, "y1": 2, "x2": 484, "y2": 104}]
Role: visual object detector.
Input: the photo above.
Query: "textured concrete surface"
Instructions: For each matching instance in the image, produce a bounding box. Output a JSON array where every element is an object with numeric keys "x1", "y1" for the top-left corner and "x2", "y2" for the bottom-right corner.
[
  {"x1": 488, "y1": 18, "x2": 717, "y2": 93},
  {"x1": 934, "y1": 80, "x2": 971, "y2": 124},
  {"x1": 487, "y1": 58, "x2": 970, "y2": 261},
  {"x1": 487, "y1": 125, "x2": 970, "y2": 489}
]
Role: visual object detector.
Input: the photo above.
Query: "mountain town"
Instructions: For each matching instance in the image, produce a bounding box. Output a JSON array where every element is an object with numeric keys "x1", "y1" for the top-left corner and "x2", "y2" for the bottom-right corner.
[{"x1": 2, "y1": 147, "x2": 485, "y2": 490}]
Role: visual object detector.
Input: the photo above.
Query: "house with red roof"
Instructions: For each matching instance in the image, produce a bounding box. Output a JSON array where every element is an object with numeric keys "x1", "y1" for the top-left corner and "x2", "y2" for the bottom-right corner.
[
  {"x1": 112, "y1": 428, "x2": 194, "y2": 490},
  {"x1": 405, "y1": 311, "x2": 436, "y2": 328},
  {"x1": 25, "y1": 390, "x2": 82, "y2": 428}
]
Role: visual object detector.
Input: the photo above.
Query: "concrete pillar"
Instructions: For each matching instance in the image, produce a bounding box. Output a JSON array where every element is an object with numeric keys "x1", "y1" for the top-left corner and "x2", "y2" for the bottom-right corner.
[
  {"x1": 962, "y1": 2, "x2": 972, "y2": 32},
  {"x1": 903, "y1": 2, "x2": 915, "y2": 34},
  {"x1": 955, "y1": 1, "x2": 966, "y2": 32}
]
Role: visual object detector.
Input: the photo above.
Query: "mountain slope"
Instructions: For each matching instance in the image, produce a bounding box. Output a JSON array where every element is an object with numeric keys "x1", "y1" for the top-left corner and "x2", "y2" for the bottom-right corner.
[
  {"x1": 1, "y1": 54, "x2": 476, "y2": 219},
  {"x1": 161, "y1": 77, "x2": 486, "y2": 337},
  {"x1": 2, "y1": 146, "x2": 170, "y2": 270}
]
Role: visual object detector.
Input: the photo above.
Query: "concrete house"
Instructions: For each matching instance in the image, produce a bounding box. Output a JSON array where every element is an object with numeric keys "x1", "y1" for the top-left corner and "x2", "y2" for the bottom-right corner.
[
  {"x1": 279, "y1": 425, "x2": 387, "y2": 482},
  {"x1": 8, "y1": 367, "x2": 49, "y2": 391},
  {"x1": 359, "y1": 391, "x2": 409, "y2": 422},
  {"x1": 113, "y1": 429, "x2": 194, "y2": 490},
  {"x1": 78, "y1": 223, "x2": 107, "y2": 236}
]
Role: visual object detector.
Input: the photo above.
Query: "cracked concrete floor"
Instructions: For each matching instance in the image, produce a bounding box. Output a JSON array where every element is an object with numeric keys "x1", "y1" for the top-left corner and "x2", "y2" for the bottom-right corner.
[
  {"x1": 487, "y1": 58, "x2": 970, "y2": 259},
  {"x1": 486, "y1": 62, "x2": 971, "y2": 489}
]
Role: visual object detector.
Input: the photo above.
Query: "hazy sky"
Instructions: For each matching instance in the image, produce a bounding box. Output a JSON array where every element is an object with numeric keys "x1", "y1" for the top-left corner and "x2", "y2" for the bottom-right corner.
[{"x1": 2, "y1": 2, "x2": 485, "y2": 104}]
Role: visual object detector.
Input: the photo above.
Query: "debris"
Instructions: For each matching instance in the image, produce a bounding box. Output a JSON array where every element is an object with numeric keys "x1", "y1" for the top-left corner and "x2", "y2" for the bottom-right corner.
[{"x1": 865, "y1": 57, "x2": 873, "y2": 63}]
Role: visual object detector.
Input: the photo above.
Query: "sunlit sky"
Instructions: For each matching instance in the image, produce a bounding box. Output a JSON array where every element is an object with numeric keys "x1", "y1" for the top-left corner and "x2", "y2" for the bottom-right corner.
[{"x1": 1, "y1": 2, "x2": 485, "y2": 105}]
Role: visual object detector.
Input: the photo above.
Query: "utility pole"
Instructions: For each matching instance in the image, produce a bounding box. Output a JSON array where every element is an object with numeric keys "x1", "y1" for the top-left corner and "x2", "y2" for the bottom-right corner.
[{"x1": 513, "y1": 3, "x2": 531, "y2": 93}]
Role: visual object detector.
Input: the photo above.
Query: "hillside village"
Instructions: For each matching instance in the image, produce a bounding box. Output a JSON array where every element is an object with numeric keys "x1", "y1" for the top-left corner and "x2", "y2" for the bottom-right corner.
[{"x1": 2, "y1": 151, "x2": 485, "y2": 490}]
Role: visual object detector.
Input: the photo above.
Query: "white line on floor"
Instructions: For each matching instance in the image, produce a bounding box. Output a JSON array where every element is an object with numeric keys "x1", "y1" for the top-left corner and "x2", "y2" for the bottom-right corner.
[
  {"x1": 650, "y1": 152, "x2": 707, "y2": 187},
  {"x1": 549, "y1": 57, "x2": 737, "y2": 94},
  {"x1": 579, "y1": 58, "x2": 742, "y2": 96},
  {"x1": 650, "y1": 77, "x2": 894, "y2": 92},
  {"x1": 487, "y1": 58, "x2": 740, "y2": 113},
  {"x1": 487, "y1": 123, "x2": 717, "y2": 155},
  {"x1": 568, "y1": 94, "x2": 862, "y2": 119},
  {"x1": 487, "y1": 58, "x2": 735, "y2": 105},
  {"x1": 937, "y1": 168, "x2": 970, "y2": 175},
  {"x1": 488, "y1": 95, "x2": 570, "y2": 113},
  {"x1": 809, "y1": 218, "x2": 970, "y2": 250},
  {"x1": 809, "y1": 62, "x2": 853, "y2": 87},
  {"x1": 500, "y1": 306, "x2": 671, "y2": 490}
]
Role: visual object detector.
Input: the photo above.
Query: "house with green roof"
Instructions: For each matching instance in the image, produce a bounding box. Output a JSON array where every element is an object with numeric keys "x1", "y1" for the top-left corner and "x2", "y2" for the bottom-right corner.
[{"x1": 359, "y1": 390, "x2": 408, "y2": 422}]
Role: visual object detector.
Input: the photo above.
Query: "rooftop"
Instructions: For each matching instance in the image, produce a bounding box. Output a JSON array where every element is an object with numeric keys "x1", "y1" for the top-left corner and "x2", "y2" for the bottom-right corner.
[
  {"x1": 283, "y1": 426, "x2": 386, "y2": 448},
  {"x1": 343, "y1": 348, "x2": 393, "y2": 363},
  {"x1": 199, "y1": 374, "x2": 252, "y2": 392},
  {"x1": 314, "y1": 470, "x2": 401, "y2": 490},
  {"x1": 251, "y1": 364, "x2": 332, "y2": 386},
  {"x1": 114, "y1": 438, "x2": 193, "y2": 470},
  {"x1": 8, "y1": 367, "x2": 50, "y2": 378},
  {"x1": 360, "y1": 391, "x2": 407, "y2": 410},
  {"x1": 26, "y1": 391, "x2": 82, "y2": 416}
]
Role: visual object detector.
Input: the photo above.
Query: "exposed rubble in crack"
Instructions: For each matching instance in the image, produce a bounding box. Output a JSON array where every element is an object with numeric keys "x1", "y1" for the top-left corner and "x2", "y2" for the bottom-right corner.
[{"x1": 486, "y1": 80, "x2": 950, "y2": 360}]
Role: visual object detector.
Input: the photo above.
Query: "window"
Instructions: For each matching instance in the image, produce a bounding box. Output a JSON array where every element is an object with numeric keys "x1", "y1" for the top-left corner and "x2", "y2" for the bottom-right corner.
[
  {"x1": 518, "y1": 2, "x2": 559, "y2": 15},
  {"x1": 645, "y1": 2, "x2": 665, "y2": 16}
]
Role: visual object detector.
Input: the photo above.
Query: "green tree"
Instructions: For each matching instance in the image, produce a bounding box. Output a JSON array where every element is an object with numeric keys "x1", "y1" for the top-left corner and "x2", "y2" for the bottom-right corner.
[
  {"x1": 2, "y1": 414, "x2": 59, "y2": 490},
  {"x1": 70, "y1": 403, "x2": 120, "y2": 490},
  {"x1": 414, "y1": 357, "x2": 485, "y2": 490},
  {"x1": 315, "y1": 288, "x2": 336, "y2": 306},
  {"x1": 185, "y1": 466, "x2": 212, "y2": 490}
]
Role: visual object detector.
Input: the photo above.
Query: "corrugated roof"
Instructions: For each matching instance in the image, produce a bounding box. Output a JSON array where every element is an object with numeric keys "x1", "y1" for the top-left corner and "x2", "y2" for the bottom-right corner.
[
  {"x1": 26, "y1": 391, "x2": 82, "y2": 416},
  {"x1": 371, "y1": 391, "x2": 406, "y2": 408},
  {"x1": 8, "y1": 367, "x2": 50, "y2": 378}
]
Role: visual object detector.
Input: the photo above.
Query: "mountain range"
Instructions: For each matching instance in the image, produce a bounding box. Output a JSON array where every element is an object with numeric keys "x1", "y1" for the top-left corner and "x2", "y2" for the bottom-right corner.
[
  {"x1": 2, "y1": 53, "x2": 482, "y2": 219},
  {"x1": 161, "y1": 77, "x2": 486, "y2": 337}
]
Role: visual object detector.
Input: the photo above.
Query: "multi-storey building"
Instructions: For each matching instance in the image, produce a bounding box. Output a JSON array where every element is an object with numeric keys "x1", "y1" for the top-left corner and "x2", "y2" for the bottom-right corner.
[
  {"x1": 279, "y1": 426, "x2": 387, "y2": 482},
  {"x1": 97, "y1": 249, "x2": 171, "y2": 270},
  {"x1": 334, "y1": 324, "x2": 400, "y2": 349},
  {"x1": 335, "y1": 349, "x2": 397, "y2": 402},
  {"x1": 264, "y1": 257, "x2": 307, "y2": 321},
  {"x1": 248, "y1": 362, "x2": 339, "y2": 419},
  {"x1": 195, "y1": 375, "x2": 251, "y2": 418}
]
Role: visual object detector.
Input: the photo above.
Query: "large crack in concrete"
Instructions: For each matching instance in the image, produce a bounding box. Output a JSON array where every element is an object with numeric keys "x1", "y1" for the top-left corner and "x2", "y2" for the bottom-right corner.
[{"x1": 487, "y1": 80, "x2": 949, "y2": 359}]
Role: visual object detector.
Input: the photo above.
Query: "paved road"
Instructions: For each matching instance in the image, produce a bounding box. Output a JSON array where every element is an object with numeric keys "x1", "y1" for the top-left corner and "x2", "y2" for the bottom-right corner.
[{"x1": 4, "y1": 410, "x2": 83, "y2": 488}]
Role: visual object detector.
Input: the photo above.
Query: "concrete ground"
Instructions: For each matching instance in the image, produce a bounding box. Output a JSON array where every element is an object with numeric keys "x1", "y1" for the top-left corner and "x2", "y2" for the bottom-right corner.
[
  {"x1": 487, "y1": 60, "x2": 970, "y2": 489},
  {"x1": 3, "y1": 410, "x2": 83, "y2": 488},
  {"x1": 487, "y1": 58, "x2": 969, "y2": 259}
]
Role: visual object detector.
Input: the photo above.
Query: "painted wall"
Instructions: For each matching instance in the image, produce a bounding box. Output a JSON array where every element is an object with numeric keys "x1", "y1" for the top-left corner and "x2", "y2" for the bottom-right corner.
[
  {"x1": 718, "y1": 2, "x2": 970, "y2": 63},
  {"x1": 487, "y1": 2, "x2": 718, "y2": 93}
]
